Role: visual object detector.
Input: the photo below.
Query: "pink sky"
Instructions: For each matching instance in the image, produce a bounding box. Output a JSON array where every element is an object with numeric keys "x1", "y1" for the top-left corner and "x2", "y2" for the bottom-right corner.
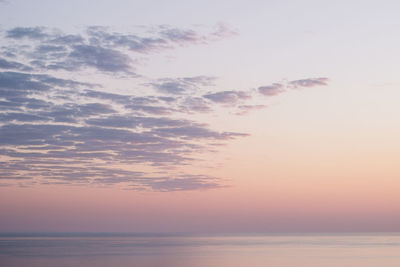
[{"x1": 1, "y1": 0, "x2": 400, "y2": 233}]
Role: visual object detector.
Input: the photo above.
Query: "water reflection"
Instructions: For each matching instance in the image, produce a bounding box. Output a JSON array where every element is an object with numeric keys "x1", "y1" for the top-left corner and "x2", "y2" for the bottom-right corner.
[{"x1": 1, "y1": 233, "x2": 400, "y2": 266}]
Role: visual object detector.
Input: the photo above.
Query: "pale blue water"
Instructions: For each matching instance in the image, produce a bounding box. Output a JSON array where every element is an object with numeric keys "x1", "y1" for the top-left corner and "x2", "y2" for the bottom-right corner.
[{"x1": 1, "y1": 233, "x2": 400, "y2": 267}]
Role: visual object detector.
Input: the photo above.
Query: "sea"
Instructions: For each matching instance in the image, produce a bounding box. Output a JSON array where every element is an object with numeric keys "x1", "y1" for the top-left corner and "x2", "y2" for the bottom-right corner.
[{"x1": 1, "y1": 233, "x2": 399, "y2": 266}]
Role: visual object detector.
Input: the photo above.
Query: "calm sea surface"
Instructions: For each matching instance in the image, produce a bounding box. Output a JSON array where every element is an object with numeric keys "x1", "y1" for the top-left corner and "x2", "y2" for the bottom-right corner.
[{"x1": 1, "y1": 233, "x2": 400, "y2": 266}]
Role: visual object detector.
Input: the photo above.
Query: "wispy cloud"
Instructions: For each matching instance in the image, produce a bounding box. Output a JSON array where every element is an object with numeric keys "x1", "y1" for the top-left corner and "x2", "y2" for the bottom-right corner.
[
  {"x1": 148, "y1": 76, "x2": 216, "y2": 95},
  {"x1": 203, "y1": 90, "x2": 251, "y2": 105},
  {"x1": 258, "y1": 83, "x2": 284, "y2": 96},
  {"x1": 289, "y1": 77, "x2": 329, "y2": 88},
  {"x1": 235, "y1": 105, "x2": 268, "y2": 115}
]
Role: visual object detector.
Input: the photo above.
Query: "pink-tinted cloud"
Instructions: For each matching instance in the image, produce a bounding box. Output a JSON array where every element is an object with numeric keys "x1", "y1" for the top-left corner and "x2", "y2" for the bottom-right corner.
[
  {"x1": 289, "y1": 77, "x2": 329, "y2": 88},
  {"x1": 203, "y1": 90, "x2": 251, "y2": 104},
  {"x1": 258, "y1": 83, "x2": 284, "y2": 96},
  {"x1": 235, "y1": 104, "x2": 268, "y2": 115}
]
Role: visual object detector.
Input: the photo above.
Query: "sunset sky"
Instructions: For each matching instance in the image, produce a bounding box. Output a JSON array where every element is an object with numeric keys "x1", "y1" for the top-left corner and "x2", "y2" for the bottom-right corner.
[{"x1": 1, "y1": 0, "x2": 400, "y2": 233}]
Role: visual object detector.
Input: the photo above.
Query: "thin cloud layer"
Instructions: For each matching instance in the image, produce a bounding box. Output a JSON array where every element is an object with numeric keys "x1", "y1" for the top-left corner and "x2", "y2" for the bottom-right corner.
[
  {"x1": 235, "y1": 105, "x2": 268, "y2": 116},
  {"x1": 289, "y1": 77, "x2": 329, "y2": 88}
]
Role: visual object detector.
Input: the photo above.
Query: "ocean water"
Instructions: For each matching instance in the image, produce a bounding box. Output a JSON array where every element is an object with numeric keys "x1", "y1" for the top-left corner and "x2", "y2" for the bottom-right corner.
[{"x1": 1, "y1": 233, "x2": 400, "y2": 267}]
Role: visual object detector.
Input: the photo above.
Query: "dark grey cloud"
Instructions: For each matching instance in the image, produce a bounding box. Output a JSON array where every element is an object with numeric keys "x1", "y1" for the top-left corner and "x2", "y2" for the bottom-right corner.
[
  {"x1": 0, "y1": 58, "x2": 33, "y2": 71},
  {"x1": 6, "y1": 27, "x2": 49, "y2": 40},
  {"x1": 49, "y1": 34, "x2": 85, "y2": 45},
  {"x1": 203, "y1": 90, "x2": 251, "y2": 104},
  {"x1": 0, "y1": 100, "x2": 23, "y2": 111},
  {"x1": 30, "y1": 45, "x2": 69, "y2": 62},
  {"x1": 0, "y1": 112, "x2": 48, "y2": 122},
  {"x1": 0, "y1": 71, "x2": 93, "y2": 100},
  {"x1": 289, "y1": 77, "x2": 329, "y2": 88},
  {"x1": 35, "y1": 45, "x2": 67, "y2": 53},
  {"x1": 34, "y1": 103, "x2": 115, "y2": 123},
  {"x1": 78, "y1": 103, "x2": 116, "y2": 115},
  {"x1": 0, "y1": 71, "x2": 92, "y2": 90},
  {"x1": 0, "y1": 71, "x2": 50, "y2": 92},
  {"x1": 1, "y1": 97, "x2": 51, "y2": 111}
]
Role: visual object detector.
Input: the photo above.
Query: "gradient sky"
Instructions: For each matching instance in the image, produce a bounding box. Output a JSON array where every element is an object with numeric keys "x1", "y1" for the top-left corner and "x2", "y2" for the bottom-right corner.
[{"x1": 1, "y1": 0, "x2": 400, "y2": 233}]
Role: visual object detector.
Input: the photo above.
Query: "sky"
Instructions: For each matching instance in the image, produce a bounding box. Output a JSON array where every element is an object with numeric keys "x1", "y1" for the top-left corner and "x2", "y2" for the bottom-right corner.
[{"x1": 1, "y1": 0, "x2": 400, "y2": 233}]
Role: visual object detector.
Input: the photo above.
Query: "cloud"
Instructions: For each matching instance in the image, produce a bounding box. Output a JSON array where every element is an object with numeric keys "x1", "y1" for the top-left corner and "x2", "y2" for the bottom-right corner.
[
  {"x1": 235, "y1": 104, "x2": 267, "y2": 115},
  {"x1": 49, "y1": 34, "x2": 85, "y2": 45},
  {"x1": 45, "y1": 45, "x2": 134, "y2": 73},
  {"x1": 0, "y1": 71, "x2": 247, "y2": 190},
  {"x1": 148, "y1": 76, "x2": 216, "y2": 94},
  {"x1": 0, "y1": 24, "x2": 328, "y2": 191},
  {"x1": 0, "y1": 160, "x2": 223, "y2": 191},
  {"x1": 289, "y1": 77, "x2": 329, "y2": 88},
  {"x1": 210, "y1": 22, "x2": 239, "y2": 39},
  {"x1": 179, "y1": 97, "x2": 212, "y2": 113},
  {"x1": 159, "y1": 23, "x2": 238, "y2": 45},
  {"x1": 6, "y1": 27, "x2": 49, "y2": 40},
  {"x1": 0, "y1": 58, "x2": 33, "y2": 71},
  {"x1": 0, "y1": 112, "x2": 48, "y2": 122},
  {"x1": 137, "y1": 174, "x2": 224, "y2": 191},
  {"x1": 258, "y1": 78, "x2": 329, "y2": 96},
  {"x1": 203, "y1": 90, "x2": 251, "y2": 104},
  {"x1": 151, "y1": 125, "x2": 249, "y2": 140},
  {"x1": 86, "y1": 26, "x2": 169, "y2": 53},
  {"x1": 125, "y1": 104, "x2": 176, "y2": 115},
  {"x1": 159, "y1": 28, "x2": 204, "y2": 45},
  {"x1": 0, "y1": 71, "x2": 93, "y2": 99},
  {"x1": 2, "y1": 25, "x2": 235, "y2": 75},
  {"x1": 86, "y1": 115, "x2": 189, "y2": 129},
  {"x1": 258, "y1": 83, "x2": 284, "y2": 96}
]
